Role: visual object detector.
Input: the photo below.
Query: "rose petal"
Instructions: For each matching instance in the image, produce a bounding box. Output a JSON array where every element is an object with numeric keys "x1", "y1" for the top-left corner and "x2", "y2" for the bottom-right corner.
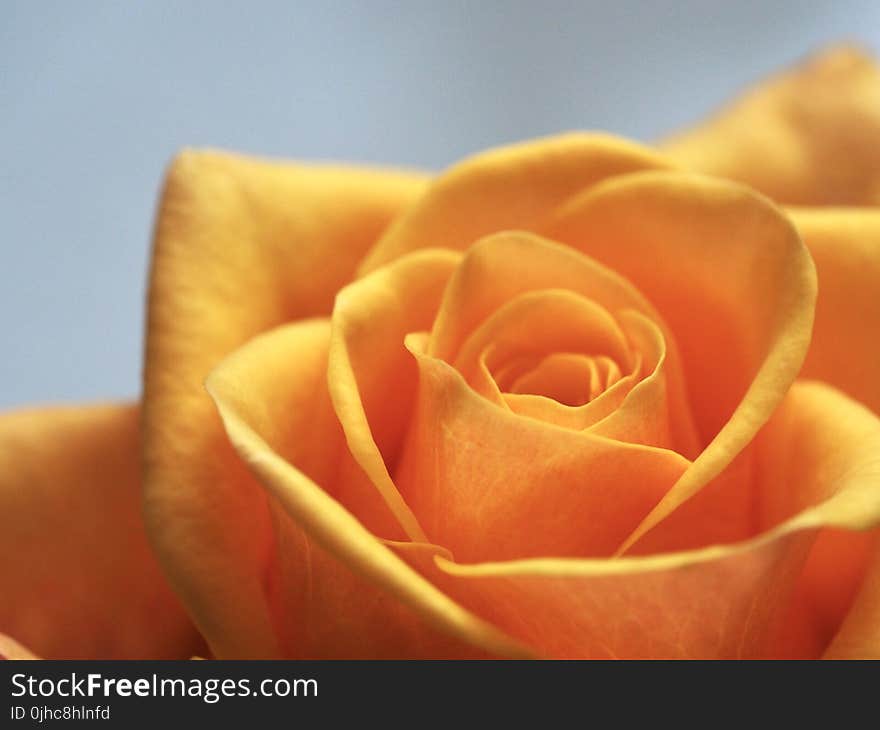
[
  {"x1": 750, "y1": 379, "x2": 880, "y2": 657},
  {"x1": 503, "y1": 355, "x2": 640, "y2": 431},
  {"x1": 143, "y1": 149, "x2": 425, "y2": 657},
  {"x1": 205, "y1": 325, "x2": 530, "y2": 658},
  {"x1": 586, "y1": 311, "x2": 679, "y2": 450},
  {"x1": 328, "y1": 249, "x2": 461, "y2": 543},
  {"x1": 457, "y1": 290, "x2": 632, "y2": 375},
  {"x1": 452, "y1": 288, "x2": 632, "y2": 409},
  {"x1": 412, "y1": 381, "x2": 880, "y2": 658},
  {"x1": 774, "y1": 529, "x2": 875, "y2": 659},
  {"x1": 204, "y1": 318, "x2": 400, "y2": 539},
  {"x1": 509, "y1": 353, "x2": 622, "y2": 403},
  {"x1": 787, "y1": 208, "x2": 880, "y2": 415},
  {"x1": 662, "y1": 46, "x2": 880, "y2": 205},
  {"x1": 543, "y1": 172, "x2": 816, "y2": 553},
  {"x1": 825, "y1": 535, "x2": 880, "y2": 659},
  {"x1": 430, "y1": 232, "x2": 701, "y2": 455},
  {"x1": 358, "y1": 133, "x2": 671, "y2": 274},
  {"x1": 486, "y1": 311, "x2": 679, "y2": 451},
  {"x1": 0, "y1": 404, "x2": 200, "y2": 659},
  {"x1": 398, "y1": 335, "x2": 691, "y2": 561},
  {"x1": 0, "y1": 633, "x2": 41, "y2": 660}
]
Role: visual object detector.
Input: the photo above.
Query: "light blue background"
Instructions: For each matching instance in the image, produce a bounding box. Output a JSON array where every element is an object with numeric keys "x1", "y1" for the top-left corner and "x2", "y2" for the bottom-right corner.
[{"x1": 2, "y1": 1, "x2": 878, "y2": 408}]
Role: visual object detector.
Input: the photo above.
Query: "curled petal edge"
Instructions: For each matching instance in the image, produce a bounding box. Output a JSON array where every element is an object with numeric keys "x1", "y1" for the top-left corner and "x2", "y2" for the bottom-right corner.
[{"x1": 206, "y1": 374, "x2": 534, "y2": 659}]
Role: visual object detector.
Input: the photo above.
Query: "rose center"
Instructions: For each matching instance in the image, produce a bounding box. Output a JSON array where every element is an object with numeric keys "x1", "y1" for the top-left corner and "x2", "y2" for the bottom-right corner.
[{"x1": 487, "y1": 350, "x2": 625, "y2": 407}]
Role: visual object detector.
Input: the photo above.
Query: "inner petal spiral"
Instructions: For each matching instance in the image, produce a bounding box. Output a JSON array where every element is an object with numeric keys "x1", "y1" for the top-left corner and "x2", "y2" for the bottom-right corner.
[
  {"x1": 451, "y1": 288, "x2": 633, "y2": 412},
  {"x1": 507, "y1": 352, "x2": 621, "y2": 406}
]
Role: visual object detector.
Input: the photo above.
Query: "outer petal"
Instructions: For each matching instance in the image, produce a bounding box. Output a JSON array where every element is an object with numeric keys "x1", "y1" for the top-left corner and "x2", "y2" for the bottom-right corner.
[
  {"x1": 143, "y1": 149, "x2": 426, "y2": 657},
  {"x1": 357, "y1": 133, "x2": 671, "y2": 273},
  {"x1": 787, "y1": 208, "x2": 880, "y2": 414},
  {"x1": 206, "y1": 323, "x2": 530, "y2": 658},
  {"x1": 411, "y1": 382, "x2": 880, "y2": 658},
  {"x1": 0, "y1": 404, "x2": 200, "y2": 659},
  {"x1": 662, "y1": 46, "x2": 880, "y2": 205},
  {"x1": 543, "y1": 172, "x2": 817, "y2": 552},
  {"x1": 825, "y1": 535, "x2": 880, "y2": 658}
]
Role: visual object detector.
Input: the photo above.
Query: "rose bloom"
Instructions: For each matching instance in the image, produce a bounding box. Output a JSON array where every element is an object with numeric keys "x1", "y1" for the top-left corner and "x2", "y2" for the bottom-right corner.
[{"x1": 2, "y1": 47, "x2": 879, "y2": 660}]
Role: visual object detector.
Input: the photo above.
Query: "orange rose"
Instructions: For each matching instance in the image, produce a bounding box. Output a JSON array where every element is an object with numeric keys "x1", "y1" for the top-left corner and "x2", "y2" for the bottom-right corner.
[{"x1": 2, "y1": 47, "x2": 879, "y2": 660}]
